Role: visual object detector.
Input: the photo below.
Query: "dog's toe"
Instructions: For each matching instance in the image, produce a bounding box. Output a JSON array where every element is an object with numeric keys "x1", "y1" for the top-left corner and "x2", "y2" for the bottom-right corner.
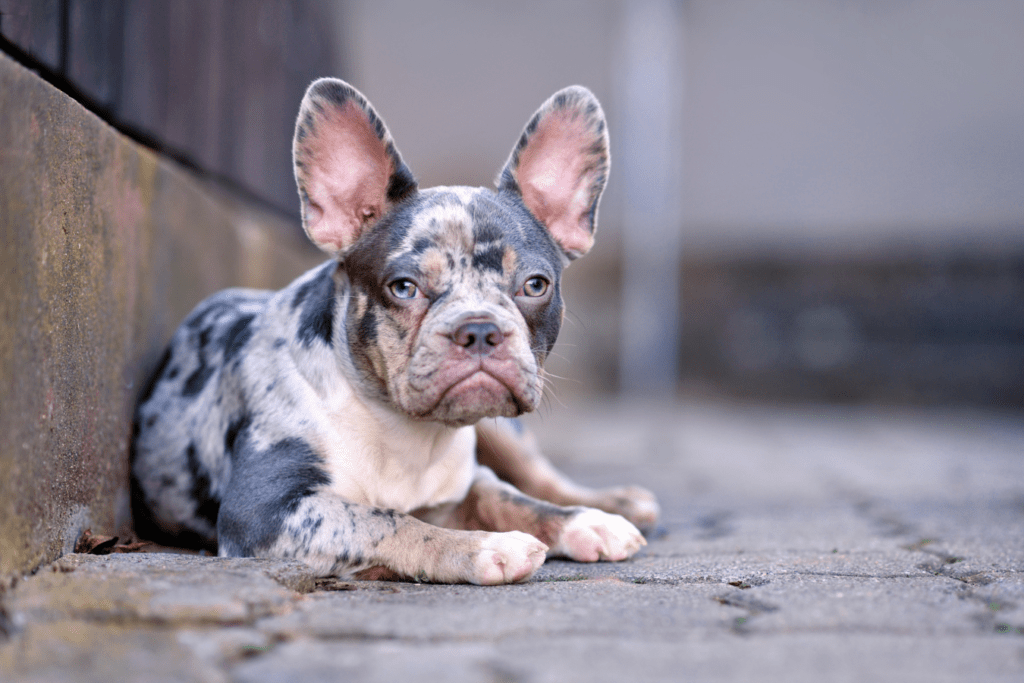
[
  {"x1": 472, "y1": 531, "x2": 548, "y2": 585},
  {"x1": 551, "y1": 508, "x2": 646, "y2": 562}
]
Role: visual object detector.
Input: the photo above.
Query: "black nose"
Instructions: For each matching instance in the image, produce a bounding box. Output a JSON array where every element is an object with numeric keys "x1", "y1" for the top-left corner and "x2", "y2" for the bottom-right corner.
[{"x1": 452, "y1": 322, "x2": 504, "y2": 354}]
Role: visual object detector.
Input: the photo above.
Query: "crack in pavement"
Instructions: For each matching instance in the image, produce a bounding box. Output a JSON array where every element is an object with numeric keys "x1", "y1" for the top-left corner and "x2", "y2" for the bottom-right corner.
[
  {"x1": 694, "y1": 511, "x2": 735, "y2": 540},
  {"x1": 713, "y1": 588, "x2": 781, "y2": 635},
  {"x1": 848, "y1": 496, "x2": 1024, "y2": 640},
  {"x1": 851, "y1": 499, "x2": 917, "y2": 538}
]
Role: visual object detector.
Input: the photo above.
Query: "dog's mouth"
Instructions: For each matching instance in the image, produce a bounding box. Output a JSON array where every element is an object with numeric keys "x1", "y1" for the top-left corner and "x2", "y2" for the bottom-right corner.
[
  {"x1": 406, "y1": 359, "x2": 536, "y2": 426},
  {"x1": 443, "y1": 366, "x2": 524, "y2": 406}
]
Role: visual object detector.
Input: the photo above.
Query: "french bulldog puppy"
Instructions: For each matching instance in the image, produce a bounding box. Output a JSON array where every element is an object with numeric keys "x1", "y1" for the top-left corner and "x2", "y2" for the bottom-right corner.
[{"x1": 131, "y1": 79, "x2": 659, "y2": 584}]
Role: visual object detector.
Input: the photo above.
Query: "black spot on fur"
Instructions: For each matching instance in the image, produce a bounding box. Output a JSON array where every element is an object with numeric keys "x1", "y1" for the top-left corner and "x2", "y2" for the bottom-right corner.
[
  {"x1": 300, "y1": 113, "x2": 315, "y2": 138},
  {"x1": 369, "y1": 507, "x2": 398, "y2": 532},
  {"x1": 302, "y1": 515, "x2": 324, "y2": 533},
  {"x1": 291, "y1": 277, "x2": 317, "y2": 311},
  {"x1": 222, "y1": 314, "x2": 256, "y2": 362},
  {"x1": 499, "y1": 489, "x2": 575, "y2": 518},
  {"x1": 186, "y1": 443, "x2": 220, "y2": 527},
  {"x1": 217, "y1": 437, "x2": 331, "y2": 556},
  {"x1": 224, "y1": 413, "x2": 251, "y2": 456},
  {"x1": 472, "y1": 245, "x2": 505, "y2": 273},
  {"x1": 197, "y1": 326, "x2": 213, "y2": 349},
  {"x1": 411, "y1": 236, "x2": 433, "y2": 254},
  {"x1": 182, "y1": 363, "x2": 214, "y2": 397},
  {"x1": 474, "y1": 222, "x2": 503, "y2": 244},
  {"x1": 296, "y1": 268, "x2": 336, "y2": 348},
  {"x1": 315, "y1": 79, "x2": 353, "y2": 108},
  {"x1": 129, "y1": 467, "x2": 218, "y2": 554},
  {"x1": 136, "y1": 348, "x2": 171, "y2": 405},
  {"x1": 357, "y1": 309, "x2": 378, "y2": 346},
  {"x1": 185, "y1": 302, "x2": 226, "y2": 330},
  {"x1": 386, "y1": 161, "x2": 417, "y2": 203}
]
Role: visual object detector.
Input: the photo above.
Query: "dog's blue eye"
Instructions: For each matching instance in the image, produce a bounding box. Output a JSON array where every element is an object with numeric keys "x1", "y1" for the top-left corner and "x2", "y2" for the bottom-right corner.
[
  {"x1": 520, "y1": 276, "x2": 549, "y2": 298},
  {"x1": 388, "y1": 279, "x2": 419, "y2": 300}
]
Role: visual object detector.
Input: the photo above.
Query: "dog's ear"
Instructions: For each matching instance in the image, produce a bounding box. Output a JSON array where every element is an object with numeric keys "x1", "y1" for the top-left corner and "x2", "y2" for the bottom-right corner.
[
  {"x1": 497, "y1": 86, "x2": 609, "y2": 261},
  {"x1": 293, "y1": 78, "x2": 417, "y2": 257}
]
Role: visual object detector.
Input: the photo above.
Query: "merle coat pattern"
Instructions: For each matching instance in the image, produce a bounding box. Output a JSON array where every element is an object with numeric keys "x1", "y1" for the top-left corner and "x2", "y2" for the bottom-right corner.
[{"x1": 131, "y1": 79, "x2": 659, "y2": 584}]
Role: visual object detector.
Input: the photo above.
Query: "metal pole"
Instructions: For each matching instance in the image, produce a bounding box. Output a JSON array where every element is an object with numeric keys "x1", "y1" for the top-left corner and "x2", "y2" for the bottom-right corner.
[{"x1": 617, "y1": 0, "x2": 685, "y2": 396}]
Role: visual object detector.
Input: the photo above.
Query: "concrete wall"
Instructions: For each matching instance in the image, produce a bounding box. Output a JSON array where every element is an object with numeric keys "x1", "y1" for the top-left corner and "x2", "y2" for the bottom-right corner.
[{"x1": 0, "y1": 53, "x2": 321, "y2": 579}]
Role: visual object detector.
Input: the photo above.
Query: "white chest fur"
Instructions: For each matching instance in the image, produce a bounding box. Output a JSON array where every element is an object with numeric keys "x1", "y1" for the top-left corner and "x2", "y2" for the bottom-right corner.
[{"x1": 319, "y1": 391, "x2": 478, "y2": 513}]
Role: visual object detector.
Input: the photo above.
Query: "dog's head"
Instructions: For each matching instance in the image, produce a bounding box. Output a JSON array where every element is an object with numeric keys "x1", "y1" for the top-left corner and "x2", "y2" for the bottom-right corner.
[{"x1": 293, "y1": 79, "x2": 609, "y2": 426}]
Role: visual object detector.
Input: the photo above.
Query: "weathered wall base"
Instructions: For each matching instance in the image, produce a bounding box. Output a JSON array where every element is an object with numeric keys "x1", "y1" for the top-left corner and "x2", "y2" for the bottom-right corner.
[{"x1": 0, "y1": 53, "x2": 321, "y2": 579}]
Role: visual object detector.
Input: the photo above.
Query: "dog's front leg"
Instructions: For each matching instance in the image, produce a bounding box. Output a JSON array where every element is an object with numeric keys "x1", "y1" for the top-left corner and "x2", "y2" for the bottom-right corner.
[
  {"x1": 475, "y1": 418, "x2": 661, "y2": 534},
  {"x1": 435, "y1": 467, "x2": 647, "y2": 563},
  {"x1": 218, "y1": 489, "x2": 547, "y2": 585}
]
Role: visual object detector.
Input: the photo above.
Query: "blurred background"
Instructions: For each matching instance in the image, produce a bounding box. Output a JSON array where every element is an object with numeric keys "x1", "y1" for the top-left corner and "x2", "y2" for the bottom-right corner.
[{"x1": 3, "y1": 0, "x2": 1022, "y2": 407}]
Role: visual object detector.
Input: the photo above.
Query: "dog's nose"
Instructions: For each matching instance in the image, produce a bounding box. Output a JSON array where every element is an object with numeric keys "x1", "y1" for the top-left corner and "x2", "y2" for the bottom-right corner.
[{"x1": 452, "y1": 321, "x2": 504, "y2": 355}]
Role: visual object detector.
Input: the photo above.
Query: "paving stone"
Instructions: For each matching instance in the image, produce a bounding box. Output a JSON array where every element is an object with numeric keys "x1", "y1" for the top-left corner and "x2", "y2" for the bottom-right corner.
[
  {"x1": 54, "y1": 553, "x2": 318, "y2": 594},
  {"x1": 230, "y1": 639, "x2": 503, "y2": 683},
  {"x1": 489, "y1": 633, "x2": 1024, "y2": 683},
  {"x1": 255, "y1": 578, "x2": 729, "y2": 642},
  {"x1": 228, "y1": 632, "x2": 1024, "y2": 683},
  {"x1": 0, "y1": 621, "x2": 219, "y2": 683},
  {"x1": 723, "y1": 573, "x2": 1016, "y2": 636},
  {"x1": 6, "y1": 554, "x2": 312, "y2": 627},
  {"x1": 176, "y1": 627, "x2": 279, "y2": 671}
]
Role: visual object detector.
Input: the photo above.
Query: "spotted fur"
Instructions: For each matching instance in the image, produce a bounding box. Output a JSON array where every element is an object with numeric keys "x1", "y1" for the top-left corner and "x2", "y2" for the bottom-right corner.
[{"x1": 131, "y1": 79, "x2": 658, "y2": 584}]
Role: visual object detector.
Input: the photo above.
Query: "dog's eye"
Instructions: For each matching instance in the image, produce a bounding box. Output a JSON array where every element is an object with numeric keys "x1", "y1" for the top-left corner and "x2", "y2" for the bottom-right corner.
[
  {"x1": 519, "y1": 276, "x2": 549, "y2": 298},
  {"x1": 388, "y1": 279, "x2": 420, "y2": 300}
]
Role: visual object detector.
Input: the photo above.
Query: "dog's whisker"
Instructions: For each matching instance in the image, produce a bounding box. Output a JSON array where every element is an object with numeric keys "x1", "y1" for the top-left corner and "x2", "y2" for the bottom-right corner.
[{"x1": 562, "y1": 308, "x2": 586, "y2": 330}]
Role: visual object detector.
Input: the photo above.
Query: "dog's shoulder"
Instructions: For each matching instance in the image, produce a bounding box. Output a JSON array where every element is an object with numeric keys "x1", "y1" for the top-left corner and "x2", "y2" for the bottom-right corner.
[{"x1": 134, "y1": 260, "x2": 342, "y2": 450}]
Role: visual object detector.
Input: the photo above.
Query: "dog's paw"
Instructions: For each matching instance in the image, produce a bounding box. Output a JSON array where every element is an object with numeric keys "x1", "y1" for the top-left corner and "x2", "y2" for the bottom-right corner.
[
  {"x1": 588, "y1": 485, "x2": 661, "y2": 534},
  {"x1": 470, "y1": 531, "x2": 548, "y2": 585},
  {"x1": 550, "y1": 508, "x2": 646, "y2": 562}
]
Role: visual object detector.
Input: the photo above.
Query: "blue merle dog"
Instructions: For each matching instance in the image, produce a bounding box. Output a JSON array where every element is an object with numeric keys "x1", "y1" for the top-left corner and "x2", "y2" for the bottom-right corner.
[{"x1": 131, "y1": 79, "x2": 659, "y2": 584}]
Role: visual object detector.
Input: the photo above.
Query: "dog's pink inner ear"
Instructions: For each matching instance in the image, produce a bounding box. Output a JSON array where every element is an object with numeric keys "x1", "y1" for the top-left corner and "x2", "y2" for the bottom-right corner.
[
  {"x1": 301, "y1": 101, "x2": 391, "y2": 256},
  {"x1": 517, "y1": 111, "x2": 601, "y2": 259}
]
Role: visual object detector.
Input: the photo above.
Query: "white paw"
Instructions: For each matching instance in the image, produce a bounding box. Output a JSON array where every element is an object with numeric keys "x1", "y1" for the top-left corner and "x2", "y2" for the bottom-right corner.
[
  {"x1": 551, "y1": 508, "x2": 646, "y2": 562},
  {"x1": 471, "y1": 531, "x2": 548, "y2": 585}
]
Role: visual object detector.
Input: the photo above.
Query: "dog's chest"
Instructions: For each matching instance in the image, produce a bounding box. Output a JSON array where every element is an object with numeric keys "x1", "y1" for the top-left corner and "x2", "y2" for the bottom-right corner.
[{"x1": 316, "y1": 395, "x2": 478, "y2": 513}]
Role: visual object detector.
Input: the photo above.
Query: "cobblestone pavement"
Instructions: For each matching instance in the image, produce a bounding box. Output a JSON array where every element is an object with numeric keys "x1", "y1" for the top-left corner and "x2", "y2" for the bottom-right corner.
[{"x1": 2, "y1": 400, "x2": 1022, "y2": 682}]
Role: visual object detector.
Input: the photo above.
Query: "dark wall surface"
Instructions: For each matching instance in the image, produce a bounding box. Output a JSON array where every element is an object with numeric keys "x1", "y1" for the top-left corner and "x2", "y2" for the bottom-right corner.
[{"x1": 0, "y1": 0, "x2": 341, "y2": 218}]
